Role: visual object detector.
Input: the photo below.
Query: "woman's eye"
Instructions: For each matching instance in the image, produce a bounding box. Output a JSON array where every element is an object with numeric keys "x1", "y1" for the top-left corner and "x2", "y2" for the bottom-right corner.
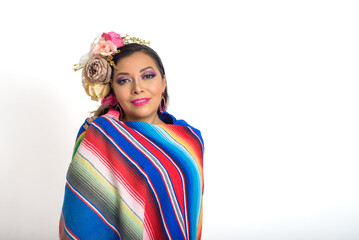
[
  {"x1": 143, "y1": 74, "x2": 156, "y2": 79},
  {"x1": 116, "y1": 78, "x2": 130, "y2": 85}
]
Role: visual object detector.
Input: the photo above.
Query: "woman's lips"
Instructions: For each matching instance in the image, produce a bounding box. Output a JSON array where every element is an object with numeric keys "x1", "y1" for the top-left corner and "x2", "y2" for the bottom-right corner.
[{"x1": 131, "y1": 98, "x2": 150, "y2": 106}]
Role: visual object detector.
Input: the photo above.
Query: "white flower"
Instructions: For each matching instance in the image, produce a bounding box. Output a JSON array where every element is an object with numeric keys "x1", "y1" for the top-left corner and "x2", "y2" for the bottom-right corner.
[{"x1": 73, "y1": 52, "x2": 90, "y2": 72}]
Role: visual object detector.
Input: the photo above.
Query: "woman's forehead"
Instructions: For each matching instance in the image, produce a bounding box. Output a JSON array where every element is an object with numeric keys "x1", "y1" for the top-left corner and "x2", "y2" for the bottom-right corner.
[{"x1": 116, "y1": 52, "x2": 156, "y2": 70}]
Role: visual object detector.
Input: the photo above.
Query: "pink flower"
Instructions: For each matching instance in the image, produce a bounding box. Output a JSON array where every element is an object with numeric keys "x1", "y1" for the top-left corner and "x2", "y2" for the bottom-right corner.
[
  {"x1": 91, "y1": 40, "x2": 117, "y2": 56},
  {"x1": 101, "y1": 32, "x2": 124, "y2": 48},
  {"x1": 101, "y1": 93, "x2": 117, "y2": 106}
]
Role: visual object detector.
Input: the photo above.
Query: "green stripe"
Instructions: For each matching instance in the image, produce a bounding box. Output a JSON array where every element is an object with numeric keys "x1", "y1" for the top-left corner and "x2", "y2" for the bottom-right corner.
[{"x1": 68, "y1": 152, "x2": 143, "y2": 238}]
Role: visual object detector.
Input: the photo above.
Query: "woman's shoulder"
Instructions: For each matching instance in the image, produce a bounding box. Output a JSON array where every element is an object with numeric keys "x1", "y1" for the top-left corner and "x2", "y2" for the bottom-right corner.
[{"x1": 162, "y1": 112, "x2": 203, "y2": 143}]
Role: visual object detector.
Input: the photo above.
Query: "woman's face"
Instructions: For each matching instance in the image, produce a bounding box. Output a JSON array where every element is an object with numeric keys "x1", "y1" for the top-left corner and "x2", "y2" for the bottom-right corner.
[{"x1": 112, "y1": 51, "x2": 166, "y2": 123}]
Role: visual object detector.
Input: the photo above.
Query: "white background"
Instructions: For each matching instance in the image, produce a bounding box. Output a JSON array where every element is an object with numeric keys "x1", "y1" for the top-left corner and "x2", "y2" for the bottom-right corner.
[{"x1": 0, "y1": 0, "x2": 358, "y2": 239}]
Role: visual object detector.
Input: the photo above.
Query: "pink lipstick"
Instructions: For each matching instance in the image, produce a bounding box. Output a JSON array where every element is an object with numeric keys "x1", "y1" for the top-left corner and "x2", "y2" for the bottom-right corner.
[{"x1": 131, "y1": 98, "x2": 150, "y2": 106}]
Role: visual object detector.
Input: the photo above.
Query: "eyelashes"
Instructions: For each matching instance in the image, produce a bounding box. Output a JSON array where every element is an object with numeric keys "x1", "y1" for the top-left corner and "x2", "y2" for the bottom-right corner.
[
  {"x1": 116, "y1": 78, "x2": 130, "y2": 85},
  {"x1": 143, "y1": 73, "x2": 156, "y2": 79},
  {"x1": 115, "y1": 71, "x2": 157, "y2": 85},
  {"x1": 142, "y1": 70, "x2": 157, "y2": 79}
]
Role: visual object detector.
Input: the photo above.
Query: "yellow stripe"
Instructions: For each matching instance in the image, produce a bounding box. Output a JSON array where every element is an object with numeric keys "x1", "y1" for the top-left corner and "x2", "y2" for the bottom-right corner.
[{"x1": 71, "y1": 152, "x2": 143, "y2": 234}]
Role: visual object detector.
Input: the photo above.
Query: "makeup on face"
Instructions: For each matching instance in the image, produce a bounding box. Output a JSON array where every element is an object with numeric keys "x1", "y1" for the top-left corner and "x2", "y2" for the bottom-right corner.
[
  {"x1": 111, "y1": 52, "x2": 166, "y2": 124},
  {"x1": 115, "y1": 67, "x2": 157, "y2": 85},
  {"x1": 116, "y1": 76, "x2": 131, "y2": 85},
  {"x1": 141, "y1": 69, "x2": 157, "y2": 80},
  {"x1": 131, "y1": 98, "x2": 150, "y2": 106}
]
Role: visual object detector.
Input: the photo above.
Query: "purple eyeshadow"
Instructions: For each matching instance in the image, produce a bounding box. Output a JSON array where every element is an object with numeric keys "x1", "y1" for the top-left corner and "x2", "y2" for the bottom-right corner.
[
  {"x1": 116, "y1": 76, "x2": 130, "y2": 85},
  {"x1": 142, "y1": 70, "x2": 157, "y2": 78}
]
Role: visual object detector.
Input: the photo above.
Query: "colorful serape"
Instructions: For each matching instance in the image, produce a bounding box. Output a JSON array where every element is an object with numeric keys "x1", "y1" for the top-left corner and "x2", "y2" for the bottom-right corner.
[{"x1": 59, "y1": 109, "x2": 204, "y2": 240}]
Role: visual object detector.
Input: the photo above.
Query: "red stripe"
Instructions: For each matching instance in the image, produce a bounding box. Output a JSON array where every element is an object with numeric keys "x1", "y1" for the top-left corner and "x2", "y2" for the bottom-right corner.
[{"x1": 60, "y1": 212, "x2": 80, "y2": 240}]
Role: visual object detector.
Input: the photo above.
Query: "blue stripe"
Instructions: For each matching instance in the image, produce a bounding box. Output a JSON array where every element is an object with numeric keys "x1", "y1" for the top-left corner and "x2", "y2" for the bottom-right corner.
[{"x1": 62, "y1": 184, "x2": 121, "y2": 240}]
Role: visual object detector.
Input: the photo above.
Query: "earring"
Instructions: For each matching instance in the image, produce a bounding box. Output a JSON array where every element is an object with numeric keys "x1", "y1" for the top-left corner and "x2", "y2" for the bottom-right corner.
[
  {"x1": 159, "y1": 92, "x2": 166, "y2": 114},
  {"x1": 115, "y1": 103, "x2": 124, "y2": 121}
]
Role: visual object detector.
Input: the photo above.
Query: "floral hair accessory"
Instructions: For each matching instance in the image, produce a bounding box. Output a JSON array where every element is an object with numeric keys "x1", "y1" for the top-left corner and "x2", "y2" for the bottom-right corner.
[
  {"x1": 82, "y1": 75, "x2": 111, "y2": 101},
  {"x1": 101, "y1": 32, "x2": 125, "y2": 48},
  {"x1": 73, "y1": 31, "x2": 150, "y2": 102},
  {"x1": 84, "y1": 56, "x2": 112, "y2": 84},
  {"x1": 101, "y1": 93, "x2": 117, "y2": 106},
  {"x1": 91, "y1": 39, "x2": 117, "y2": 56}
]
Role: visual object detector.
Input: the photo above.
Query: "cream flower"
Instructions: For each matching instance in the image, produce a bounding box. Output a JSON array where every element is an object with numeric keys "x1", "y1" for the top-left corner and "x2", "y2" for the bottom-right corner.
[{"x1": 82, "y1": 77, "x2": 111, "y2": 101}]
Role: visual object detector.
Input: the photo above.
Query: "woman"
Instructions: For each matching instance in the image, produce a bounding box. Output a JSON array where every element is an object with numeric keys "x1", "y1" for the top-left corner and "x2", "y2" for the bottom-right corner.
[{"x1": 59, "y1": 32, "x2": 204, "y2": 240}]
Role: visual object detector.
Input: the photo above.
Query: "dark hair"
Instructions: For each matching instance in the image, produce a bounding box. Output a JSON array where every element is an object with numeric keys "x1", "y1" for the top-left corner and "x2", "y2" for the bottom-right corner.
[{"x1": 92, "y1": 43, "x2": 168, "y2": 117}]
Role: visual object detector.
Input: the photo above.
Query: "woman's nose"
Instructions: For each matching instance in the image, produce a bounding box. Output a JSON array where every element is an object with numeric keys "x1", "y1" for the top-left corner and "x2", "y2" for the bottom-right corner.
[{"x1": 132, "y1": 79, "x2": 144, "y2": 94}]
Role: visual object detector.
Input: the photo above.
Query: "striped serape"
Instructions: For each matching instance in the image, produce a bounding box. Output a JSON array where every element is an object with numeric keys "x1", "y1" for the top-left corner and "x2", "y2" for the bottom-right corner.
[{"x1": 60, "y1": 109, "x2": 204, "y2": 240}]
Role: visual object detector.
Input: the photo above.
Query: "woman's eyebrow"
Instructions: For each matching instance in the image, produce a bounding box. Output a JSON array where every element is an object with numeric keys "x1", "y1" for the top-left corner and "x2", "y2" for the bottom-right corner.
[
  {"x1": 140, "y1": 66, "x2": 154, "y2": 72},
  {"x1": 116, "y1": 72, "x2": 129, "y2": 76},
  {"x1": 116, "y1": 66, "x2": 154, "y2": 77}
]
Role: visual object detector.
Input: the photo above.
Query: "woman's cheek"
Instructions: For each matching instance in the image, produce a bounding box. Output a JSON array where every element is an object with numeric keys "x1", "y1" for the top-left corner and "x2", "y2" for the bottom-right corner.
[
  {"x1": 148, "y1": 81, "x2": 163, "y2": 93},
  {"x1": 113, "y1": 87, "x2": 128, "y2": 101}
]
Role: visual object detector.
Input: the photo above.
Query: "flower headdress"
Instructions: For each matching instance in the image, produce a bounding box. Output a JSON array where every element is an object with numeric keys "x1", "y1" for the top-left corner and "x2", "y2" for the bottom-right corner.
[{"x1": 73, "y1": 32, "x2": 150, "y2": 103}]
